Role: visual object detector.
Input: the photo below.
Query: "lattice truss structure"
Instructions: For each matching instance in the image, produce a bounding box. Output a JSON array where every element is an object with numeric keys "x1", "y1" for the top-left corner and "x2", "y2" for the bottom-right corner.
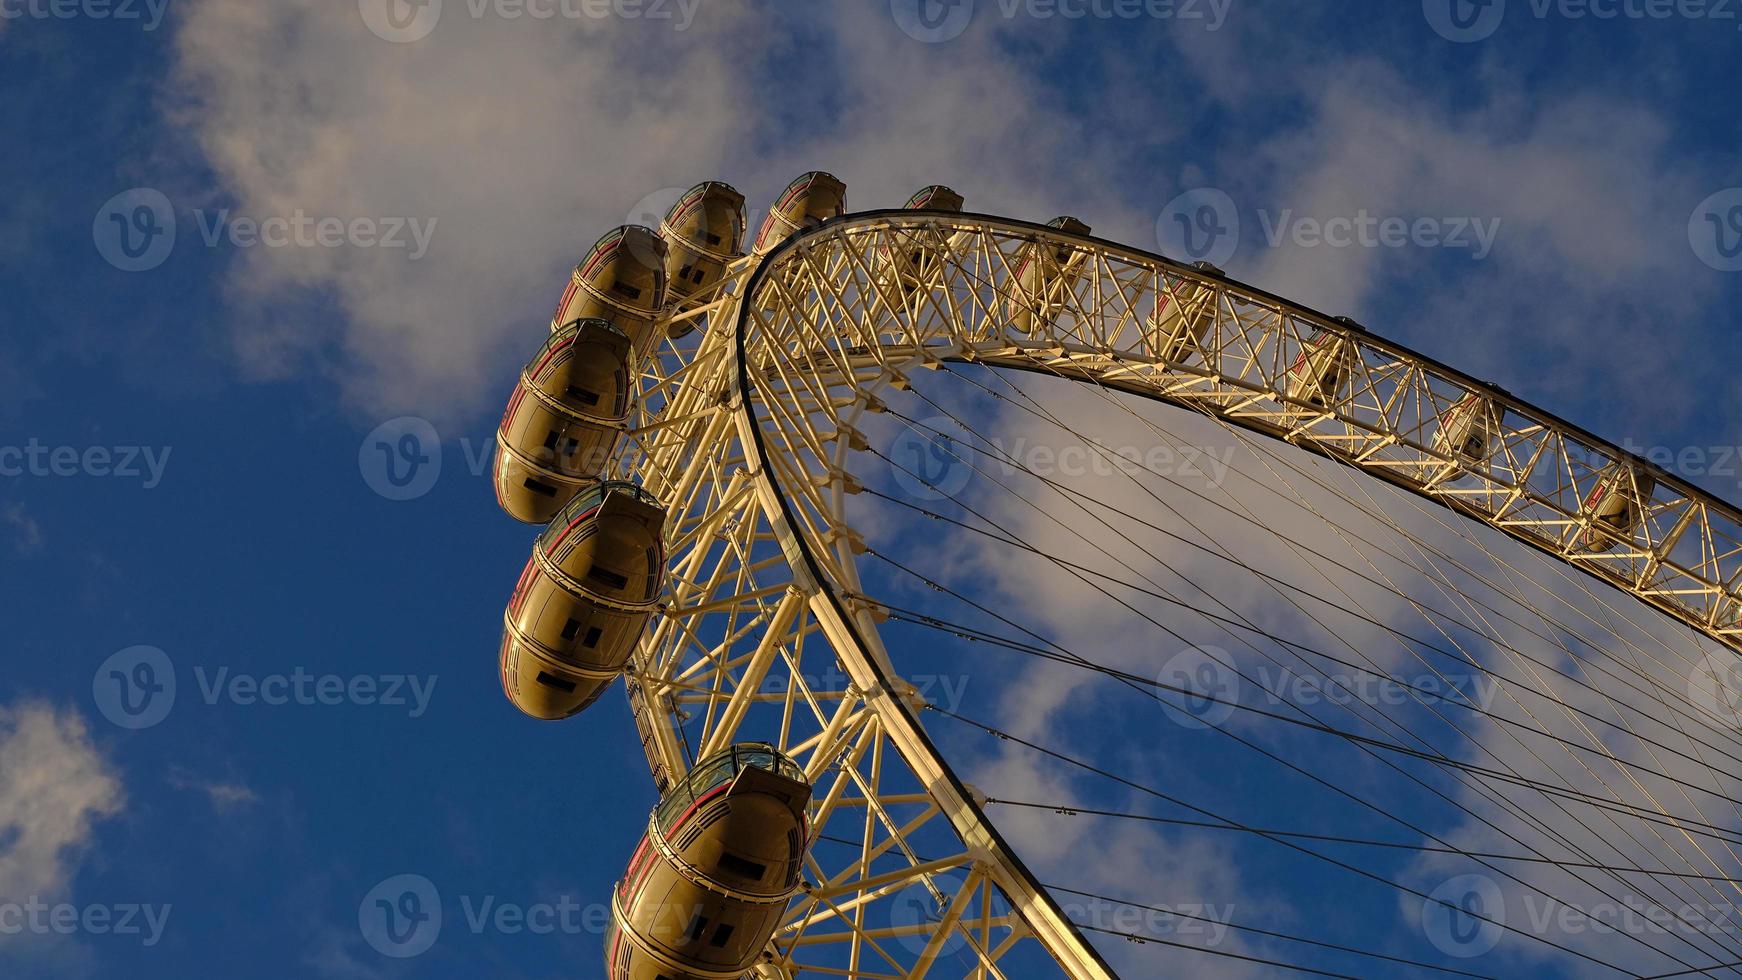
[{"x1": 602, "y1": 210, "x2": 1742, "y2": 979}]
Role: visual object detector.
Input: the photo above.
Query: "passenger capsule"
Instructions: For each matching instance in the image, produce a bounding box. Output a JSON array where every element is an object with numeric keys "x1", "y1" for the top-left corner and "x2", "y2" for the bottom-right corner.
[
  {"x1": 499, "y1": 481, "x2": 666, "y2": 720},
  {"x1": 1576, "y1": 462, "x2": 1655, "y2": 553},
  {"x1": 605, "y1": 744, "x2": 812, "y2": 980},
  {"x1": 875, "y1": 185, "x2": 965, "y2": 307},
  {"x1": 551, "y1": 226, "x2": 669, "y2": 358},
  {"x1": 902, "y1": 183, "x2": 964, "y2": 213},
  {"x1": 752, "y1": 171, "x2": 846, "y2": 256},
  {"x1": 1006, "y1": 216, "x2": 1091, "y2": 338},
  {"x1": 1286, "y1": 327, "x2": 1358, "y2": 410},
  {"x1": 494, "y1": 319, "x2": 633, "y2": 524},
  {"x1": 1149, "y1": 262, "x2": 1222, "y2": 363},
  {"x1": 1433, "y1": 392, "x2": 1503, "y2": 466},
  {"x1": 660, "y1": 182, "x2": 748, "y2": 339}
]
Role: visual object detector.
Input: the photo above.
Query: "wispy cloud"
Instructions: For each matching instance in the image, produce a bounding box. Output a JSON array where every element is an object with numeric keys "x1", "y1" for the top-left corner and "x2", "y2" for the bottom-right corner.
[
  {"x1": 166, "y1": 768, "x2": 259, "y2": 810},
  {"x1": 0, "y1": 702, "x2": 124, "y2": 908}
]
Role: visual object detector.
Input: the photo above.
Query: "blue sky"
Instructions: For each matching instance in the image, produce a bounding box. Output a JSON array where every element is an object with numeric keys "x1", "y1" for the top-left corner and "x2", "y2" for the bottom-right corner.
[{"x1": 3, "y1": 1, "x2": 1742, "y2": 977}]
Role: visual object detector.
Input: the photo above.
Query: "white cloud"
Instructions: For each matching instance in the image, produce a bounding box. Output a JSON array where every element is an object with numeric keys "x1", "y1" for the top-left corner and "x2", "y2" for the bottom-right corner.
[
  {"x1": 0, "y1": 703, "x2": 124, "y2": 907},
  {"x1": 166, "y1": 769, "x2": 258, "y2": 810},
  {"x1": 163, "y1": 3, "x2": 1165, "y2": 422}
]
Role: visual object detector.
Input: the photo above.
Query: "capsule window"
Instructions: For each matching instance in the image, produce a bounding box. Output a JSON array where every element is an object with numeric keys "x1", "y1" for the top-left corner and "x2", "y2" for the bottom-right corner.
[
  {"x1": 718, "y1": 853, "x2": 767, "y2": 881},
  {"x1": 690, "y1": 268, "x2": 706, "y2": 284},
  {"x1": 709, "y1": 923, "x2": 735, "y2": 947},
  {"x1": 704, "y1": 232, "x2": 722, "y2": 246},
  {"x1": 679, "y1": 263, "x2": 694, "y2": 280},
  {"x1": 684, "y1": 912, "x2": 708, "y2": 942},
  {"x1": 564, "y1": 385, "x2": 601, "y2": 407},
  {"x1": 588, "y1": 566, "x2": 630, "y2": 590},
  {"x1": 534, "y1": 671, "x2": 577, "y2": 693},
  {"x1": 561, "y1": 618, "x2": 581, "y2": 641},
  {"x1": 523, "y1": 478, "x2": 558, "y2": 497},
  {"x1": 612, "y1": 281, "x2": 642, "y2": 300},
  {"x1": 583, "y1": 627, "x2": 603, "y2": 648}
]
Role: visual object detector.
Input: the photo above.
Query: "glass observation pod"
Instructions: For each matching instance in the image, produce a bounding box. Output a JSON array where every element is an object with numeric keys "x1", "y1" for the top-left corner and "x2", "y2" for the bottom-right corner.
[
  {"x1": 1433, "y1": 391, "x2": 1505, "y2": 467},
  {"x1": 551, "y1": 225, "x2": 669, "y2": 359},
  {"x1": 1148, "y1": 261, "x2": 1223, "y2": 364},
  {"x1": 875, "y1": 184, "x2": 966, "y2": 309},
  {"x1": 1004, "y1": 215, "x2": 1092, "y2": 339},
  {"x1": 494, "y1": 319, "x2": 634, "y2": 525},
  {"x1": 751, "y1": 171, "x2": 846, "y2": 256},
  {"x1": 1286, "y1": 322, "x2": 1361, "y2": 410},
  {"x1": 499, "y1": 481, "x2": 667, "y2": 720},
  {"x1": 660, "y1": 181, "x2": 748, "y2": 340},
  {"x1": 605, "y1": 743, "x2": 812, "y2": 980},
  {"x1": 1576, "y1": 462, "x2": 1656, "y2": 554}
]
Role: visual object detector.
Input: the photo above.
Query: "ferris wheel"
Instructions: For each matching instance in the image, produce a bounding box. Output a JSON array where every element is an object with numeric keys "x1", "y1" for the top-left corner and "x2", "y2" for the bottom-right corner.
[{"x1": 487, "y1": 172, "x2": 1742, "y2": 979}]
